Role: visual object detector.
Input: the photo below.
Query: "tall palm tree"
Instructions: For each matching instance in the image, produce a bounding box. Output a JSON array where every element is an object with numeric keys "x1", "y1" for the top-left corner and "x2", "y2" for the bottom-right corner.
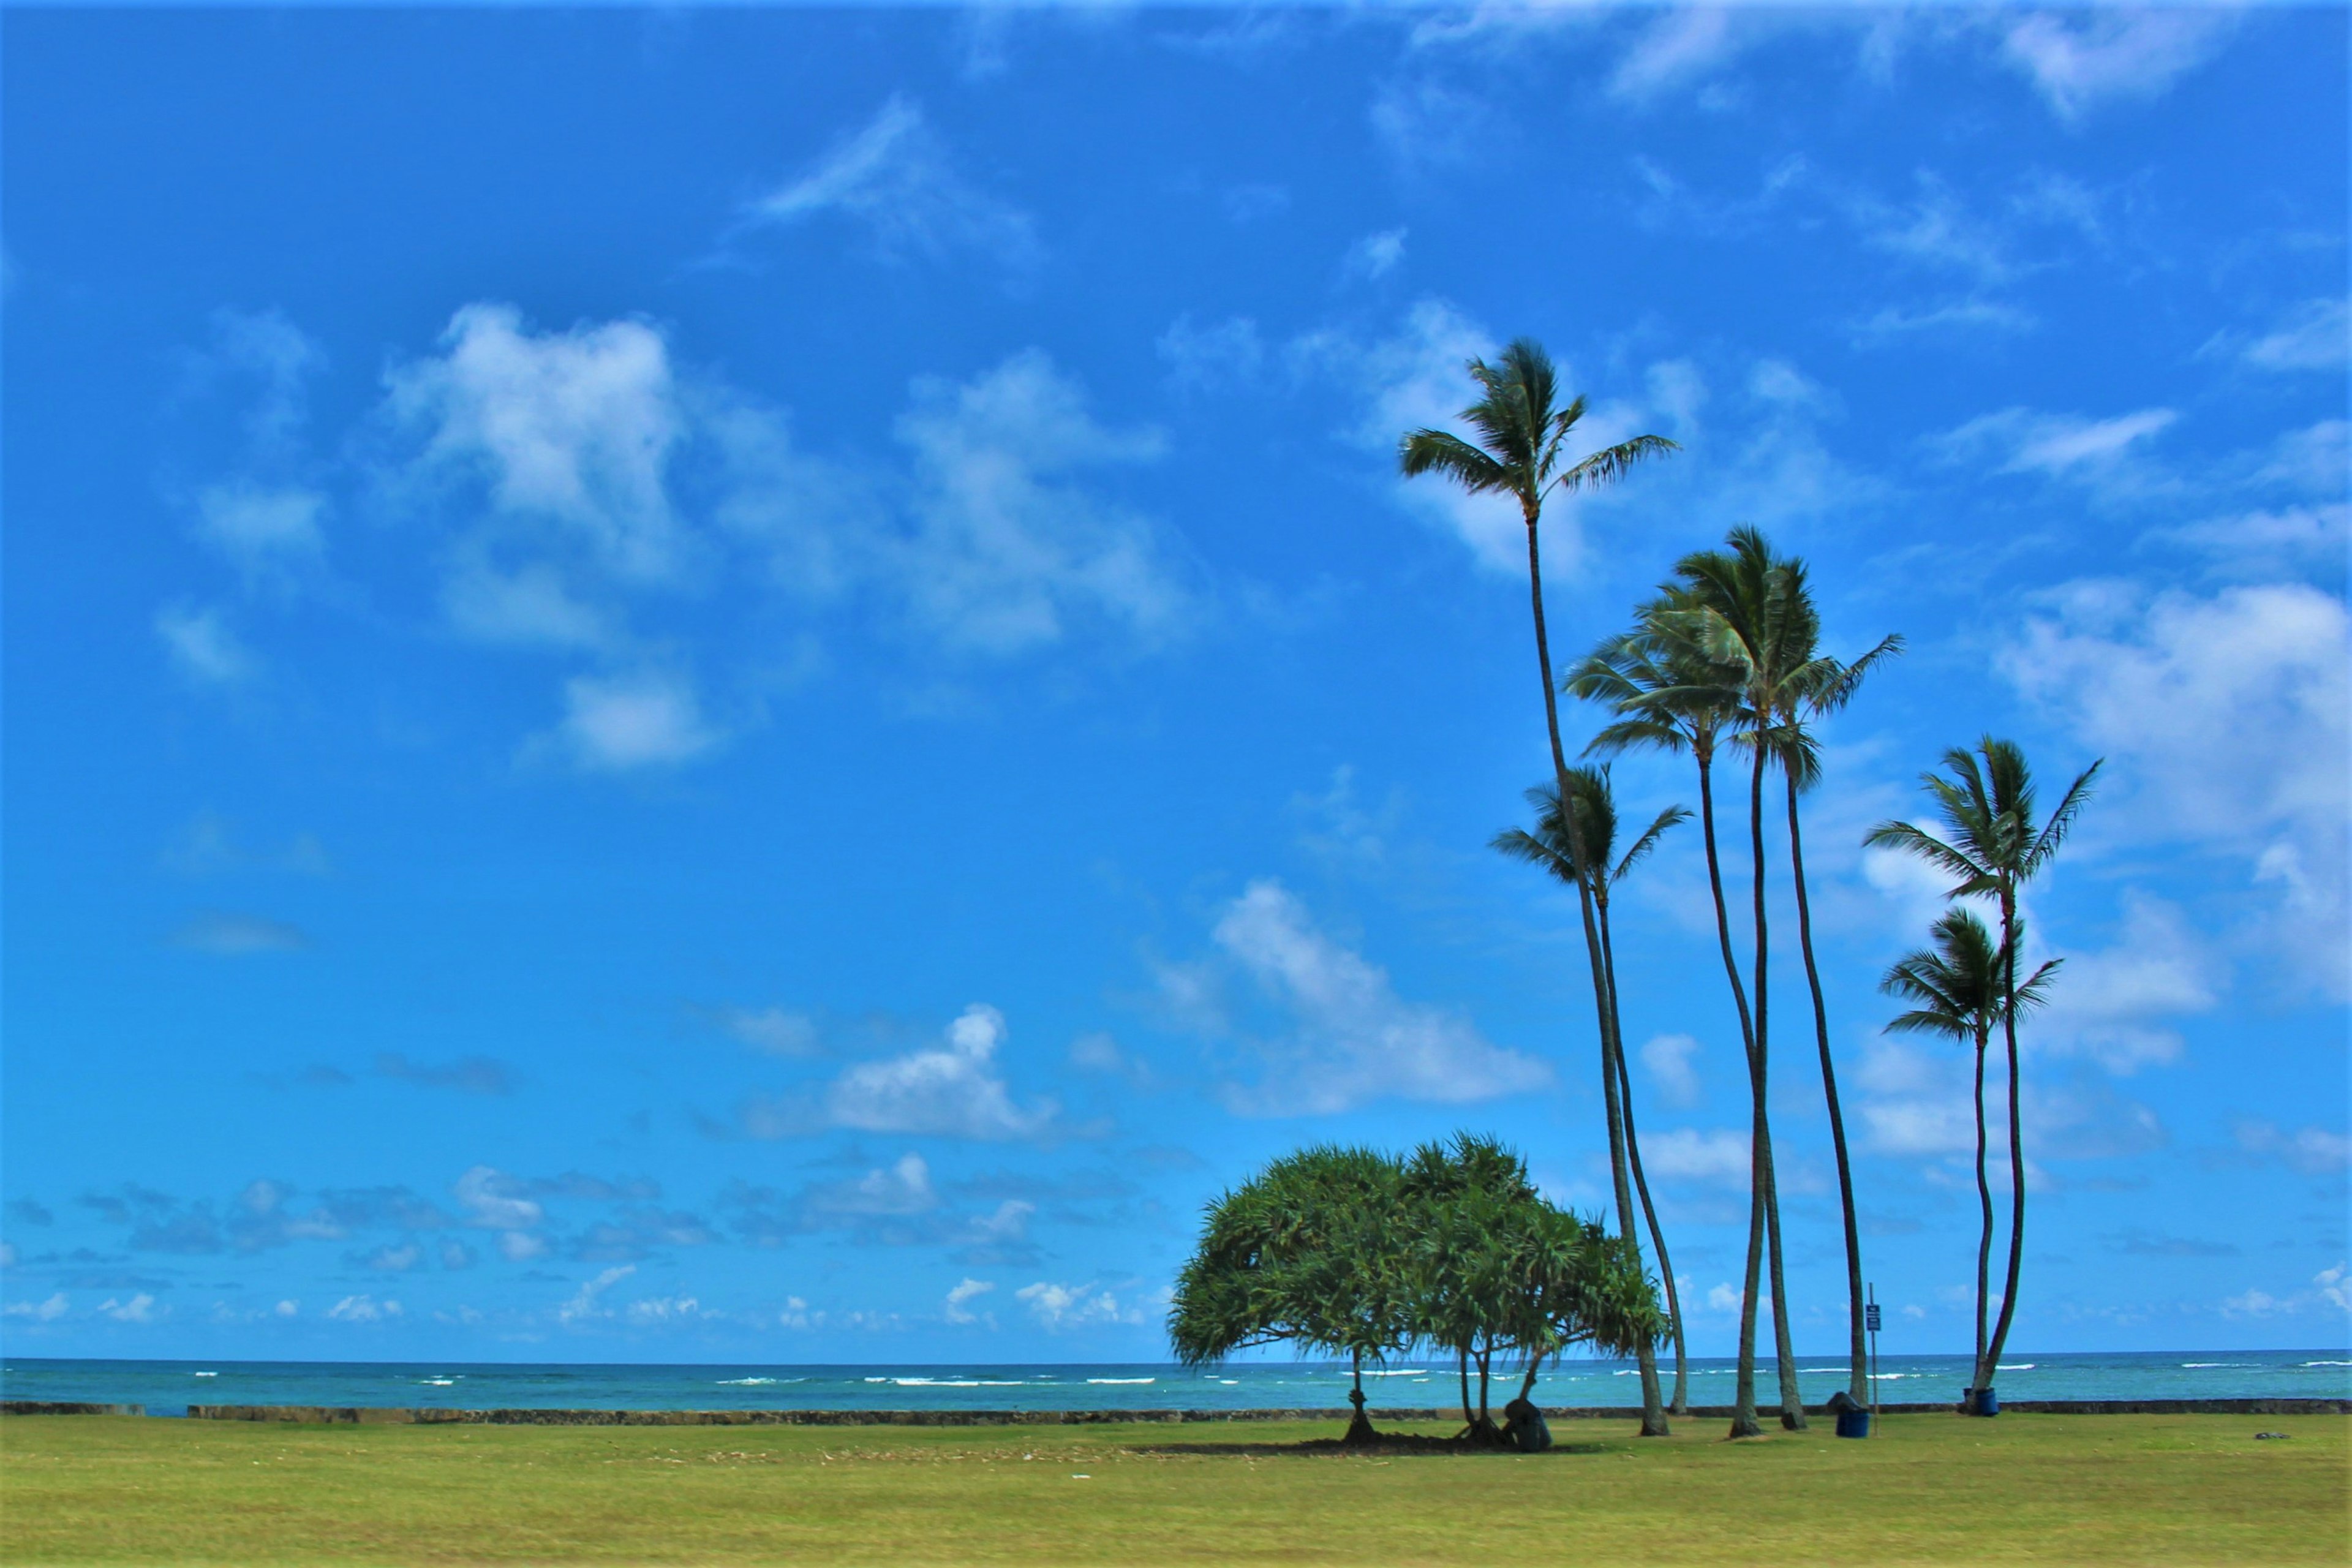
[
  {"x1": 1401, "y1": 337, "x2": 1676, "y2": 1433},
  {"x1": 1659, "y1": 528, "x2": 1817, "y2": 1433},
  {"x1": 1866, "y1": 740, "x2": 2100, "y2": 1403},
  {"x1": 1881, "y1": 911, "x2": 2059, "y2": 1398},
  {"x1": 1569, "y1": 595, "x2": 1769, "y2": 1432},
  {"x1": 1746, "y1": 553, "x2": 1903, "y2": 1408},
  {"x1": 1494, "y1": 769, "x2": 1693, "y2": 1414}
]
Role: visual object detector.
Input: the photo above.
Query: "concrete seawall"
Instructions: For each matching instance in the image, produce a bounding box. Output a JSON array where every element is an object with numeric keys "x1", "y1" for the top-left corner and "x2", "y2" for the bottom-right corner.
[{"x1": 167, "y1": 1396, "x2": 2351, "y2": 1426}]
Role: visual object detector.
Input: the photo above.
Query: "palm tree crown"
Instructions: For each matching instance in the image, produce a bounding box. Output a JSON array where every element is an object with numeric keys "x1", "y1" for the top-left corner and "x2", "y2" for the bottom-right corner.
[{"x1": 1398, "y1": 339, "x2": 1678, "y2": 519}]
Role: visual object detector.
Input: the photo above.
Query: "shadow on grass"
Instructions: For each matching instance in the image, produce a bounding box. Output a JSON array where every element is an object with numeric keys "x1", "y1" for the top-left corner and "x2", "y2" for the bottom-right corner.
[{"x1": 1128, "y1": 1433, "x2": 1611, "y2": 1459}]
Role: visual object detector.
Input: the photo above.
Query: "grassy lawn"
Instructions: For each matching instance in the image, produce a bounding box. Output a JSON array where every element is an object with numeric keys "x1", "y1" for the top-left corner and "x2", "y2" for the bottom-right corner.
[{"x1": 2, "y1": 1412, "x2": 2346, "y2": 1566}]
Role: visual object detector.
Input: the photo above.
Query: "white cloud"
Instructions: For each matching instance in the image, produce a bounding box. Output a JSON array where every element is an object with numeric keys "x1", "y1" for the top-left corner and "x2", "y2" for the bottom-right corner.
[
  {"x1": 802, "y1": 1153, "x2": 940, "y2": 1220},
  {"x1": 98, "y1": 1293, "x2": 162, "y2": 1323},
  {"x1": 1703, "y1": 1281, "x2": 1740, "y2": 1314},
  {"x1": 1939, "y1": 406, "x2": 2176, "y2": 489},
  {"x1": 2003, "y1": 581, "x2": 2349, "y2": 997},
  {"x1": 156, "y1": 603, "x2": 257, "y2": 685},
  {"x1": 4, "y1": 1292, "x2": 68, "y2": 1322},
  {"x1": 2034, "y1": 892, "x2": 2221, "y2": 1074},
  {"x1": 944, "y1": 1276, "x2": 995, "y2": 1325},
  {"x1": 499, "y1": 1231, "x2": 549, "y2": 1262},
  {"x1": 546, "y1": 668, "x2": 722, "y2": 772},
  {"x1": 1157, "y1": 315, "x2": 1267, "y2": 394},
  {"x1": 325, "y1": 1294, "x2": 398, "y2": 1324},
  {"x1": 1200, "y1": 879, "x2": 1550, "y2": 1115},
  {"x1": 710, "y1": 1006, "x2": 820, "y2": 1057},
  {"x1": 741, "y1": 95, "x2": 1038, "y2": 270},
  {"x1": 826, "y1": 1005, "x2": 1059, "y2": 1141},
  {"x1": 1611, "y1": 7, "x2": 1743, "y2": 100},
  {"x1": 274, "y1": 1299, "x2": 299, "y2": 1317},
  {"x1": 386, "y1": 302, "x2": 692, "y2": 587},
  {"x1": 440, "y1": 554, "x2": 611, "y2": 650},
  {"x1": 2223, "y1": 1264, "x2": 2350, "y2": 1320},
  {"x1": 1015, "y1": 1279, "x2": 1142, "y2": 1330},
  {"x1": 625, "y1": 1294, "x2": 699, "y2": 1324},
  {"x1": 2206, "y1": 298, "x2": 2351, "y2": 374},
  {"x1": 1642, "y1": 1127, "x2": 1751, "y2": 1186},
  {"x1": 558, "y1": 1264, "x2": 635, "y2": 1324},
  {"x1": 2155, "y1": 503, "x2": 2349, "y2": 573},
  {"x1": 1998, "y1": 10, "x2": 2237, "y2": 121},
  {"x1": 454, "y1": 1165, "x2": 545, "y2": 1233},
  {"x1": 165, "y1": 910, "x2": 307, "y2": 955},
  {"x1": 1343, "y1": 227, "x2": 1408, "y2": 281},
  {"x1": 194, "y1": 483, "x2": 328, "y2": 592},
  {"x1": 200, "y1": 307, "x2": 325, "y2": 451},
  {"x1": 2234, "y1": 1120, "x2": 2352, "y2": 1178},
  {"x1": 1639, "y1": 1033, "x2": 1704, "y2": 1109},
  {"x1": 894, "y1": 350, "x2": 1185, "y2": 654}
]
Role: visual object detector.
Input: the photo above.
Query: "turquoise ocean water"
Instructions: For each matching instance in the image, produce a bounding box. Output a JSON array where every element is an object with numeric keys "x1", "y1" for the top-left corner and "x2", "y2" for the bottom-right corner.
[{"x1": 6, "y1": 1351, "x2": 2346, "y2": 1417}]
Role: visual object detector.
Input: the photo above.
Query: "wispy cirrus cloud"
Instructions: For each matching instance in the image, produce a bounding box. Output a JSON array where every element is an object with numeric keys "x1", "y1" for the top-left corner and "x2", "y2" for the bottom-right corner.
[
  {"x1": 737, "y1": 96, "x2": 1039, "y2": 271},
  {"x1": 1996, "y1": 9, "x2": 2239, "y2": 122}
]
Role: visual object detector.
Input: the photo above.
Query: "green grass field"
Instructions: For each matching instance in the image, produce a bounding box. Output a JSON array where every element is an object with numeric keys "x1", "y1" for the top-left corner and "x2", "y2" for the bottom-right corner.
[{"x1": 2, "y1": 1412, "x2": 2345, "y2": 1566}]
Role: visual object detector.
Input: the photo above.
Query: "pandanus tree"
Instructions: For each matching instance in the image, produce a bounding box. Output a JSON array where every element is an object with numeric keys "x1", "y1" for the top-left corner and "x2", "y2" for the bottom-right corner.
[
  {"x1": 1866, "y1": 740, "x2": 2100, "y2": 1406},
  {"x1": 1169, "y1": 1144, "x2": 1412, "y2": 1444},
  {"x1": 1400, "y1": 337, "x2": 1676, "y2": 1434},
  {"x1": 1400, "y1": 1134, "x2": 1661, "y2": 1443},
  {"x1": 1493, "y1": 768, "x2": 1694, "y2": 1413},
  {"x1": 1881, "y1": 910, "x2": 2059, "y2": 1398}
]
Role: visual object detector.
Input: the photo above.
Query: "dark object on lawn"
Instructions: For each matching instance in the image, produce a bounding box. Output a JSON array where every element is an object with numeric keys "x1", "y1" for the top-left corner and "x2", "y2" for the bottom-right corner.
[
  {"x1": 2254, "y1": 1431, "x2": 2291, "y2": 1441},
  {"x1": 1826, "y1": 1390, "x2": 1861, "y2": 1413},
  {"x1": 1959, "y1": 1386, "x2": 1999, "y2": 1417},
  {"x1": 1502, "y1": 1396, "x2": 1551, "y2": 1453},
  {"x1": 1826, "y1": 1388, "x2": 1870, "y2": 1437}
]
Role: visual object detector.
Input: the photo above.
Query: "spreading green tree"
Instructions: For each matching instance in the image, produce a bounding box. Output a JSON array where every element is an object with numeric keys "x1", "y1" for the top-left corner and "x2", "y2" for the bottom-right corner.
[
  {"x1": 1881, "y1": 909, "x2": 2059, "y2": 1398},
  {"x1": 1400, "y1": 338, "x2": 1676, "y2": 1436},
  {"x1": 1168, "y1": 1144, "x2": 1412, "y2": 1444},
  {"x1": 1866, "y1": 740, "x2": 2100, "y2": 1402},
  {"x1": 1492, "y1": 768, "x2": 1694, "y2": 1414}
]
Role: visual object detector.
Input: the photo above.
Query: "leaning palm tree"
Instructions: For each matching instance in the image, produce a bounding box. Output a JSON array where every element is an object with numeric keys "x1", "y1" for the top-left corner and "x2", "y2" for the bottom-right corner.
[
  {"x1": 1882, "y1": 910, "x2": 2059, "y2": 1399},
  {"x1": 1401, "y1": 337, "x2": 1676, "y2": 1434},
  {"x1": 1657, "y1": 529, "x2": 1814, "y2": 1433},
  {"x1": 1749, "y1": 553, "x2": 1903, "y2": 1409},
  {"x1": 1866, "y1": 740, "x2": 2100, "y2": 1404},
  {"x1": 1494, "y1": 769, "x2": 1692, "y2": 1414},
  {"x1": 1569, "y1": 595, "x2": 1762, "y2": 1427}
]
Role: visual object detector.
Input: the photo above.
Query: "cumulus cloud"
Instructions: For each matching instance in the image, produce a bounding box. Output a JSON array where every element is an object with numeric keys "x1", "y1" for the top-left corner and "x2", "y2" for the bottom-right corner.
[
  {"x1": 194, "y1": 483, "x2": 328, "y2": 592},
  {"x1": 386, "y1": 303, "x2": 692, "y2": 588},
  {"x1": 4, "y1": 1292, "x2": 69, "y2": 1322},
  {"x1": 2032, "y1": 892, "x2": 2221, "y2": 1074},
  {"x1": 894, "y1": 350, "x2": 1185, "y2": 653},
  {"x1": 1640, "y1": 1033, "x2": 1704, "y2": 1109},
  {"x1": 1343, "y1": 227, "x2": 1408, "y2": 281},
  {"x1": 165, "y1": 910, "x2": 307, "y2": 955},
  {"x1": 99, "y1": 1293, "x2": 162, "y2": 1323},
  {"x1": 2002, "y1": 580, "x2": 2349, "y2": 996},
  {"x1": 1015, "y1": 1279, "x2": 1143, "y2": 1330},
  {"x1": 1641, "y1": 1127, "x2": 1751, "y2": 1186},
  {"x1": 543, "y1": 667, "x2": 723, "y2": 772},
  {"x1": 740, "y1": 95, "x2": 1039, "y2": 270},
  {"x1": 2233, "y1": 1120, "x2": 2352, "y2": 1179},
  {"x1": 1186, "y1": 879, "x2": 1549, "y2": 1115},
  {"x1": 1997, "y1": 10, "x2": 2237, "y2": 121},
  {"x1": 944, "y1": 1276, "x2": 995, "y2": 1325},
  {"x1": 156, "y1": 603, "x2": 257, "y2": 686},
  {"x1": 825, "y1": 1005, "x2": 1060, "y2": 1141},
  {"x1": 454, "y1": 1166, "x2": 545, "y2": 1235},
  {"x1": 800, "y1": 1153, "x2": 941, "y2": 1222}
]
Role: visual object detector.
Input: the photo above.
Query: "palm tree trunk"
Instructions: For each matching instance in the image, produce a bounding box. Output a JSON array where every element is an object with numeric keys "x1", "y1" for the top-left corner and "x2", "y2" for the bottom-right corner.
[
  {"x1": 1981, "y1": 891, "x2": 2029, "y2": 1384},
  {"x1": 1785, "y1": 776, "x2": 1867, "y2": 1404},
  {"x1": 1746, "y1": 745, "x2": 1806, "y2": 1431},
  {"x1": 1694, "y1": 744, "x2": 1765, "y2": 1440},
  {"x1": 1600, "y1": 899, "x2": 1687, "y2": 1414},
  {"x1": 1458, "y1": 1350, "x2": 1472, "y2": 1430},
  {"x1": 1588, "y1": 889, "x2": 1668, "y2": 1436},
  {"x1": 1972, "y1": 1022, "x2": 1994, "y2": 1402},
  {"x1": 1519, "y1": 508, "x2": 1665, "y2": 1439}
]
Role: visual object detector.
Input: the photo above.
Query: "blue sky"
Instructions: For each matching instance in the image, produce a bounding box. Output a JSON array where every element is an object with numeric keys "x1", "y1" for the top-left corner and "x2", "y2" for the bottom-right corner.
[{"x1": 3, "y1": 4, "x2": 2345, "y2": 1363}]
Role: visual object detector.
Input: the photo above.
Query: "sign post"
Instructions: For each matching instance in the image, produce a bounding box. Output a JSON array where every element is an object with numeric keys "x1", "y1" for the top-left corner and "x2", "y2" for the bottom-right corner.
[{"x1": 1865, "y1": 1287, "x2": 1883, "y2": 1434}]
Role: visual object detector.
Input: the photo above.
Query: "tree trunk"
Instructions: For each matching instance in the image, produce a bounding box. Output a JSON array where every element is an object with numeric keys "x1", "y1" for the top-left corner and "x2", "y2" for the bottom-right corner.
[
  {"x1": 1695, "y1": 744, "x2": 1764, "y2": 1441},
  {"x1": 1585, "y1": 883, "x2": 1667, "y2": 1436},
  {"x1": 1785, "y1": 776, "x2": 1867, "y2": 1405},
  {"x1": 1746, "y1": 745, "x2": 1805, "y2": 1431},
  {"x1": 1458, "y1": 1351, "x2": 1473, "y2": 1430},
  {"x1": 1600, "y1": 897, "x2": 1683, "y2": 1417},
  {"x1": 1981, "y1": 889, "x2": 2029, "y2": 1387},
  {"x1": 1972, "y1": 1020, "x2": 1995, "y2": 1401},
  {"x1": 1344, "y1": 1347, "x2": 1376, "y2": 1445},
  {"x1": 1517, "y1": 505, "x2": 1665, "y2": 1442}
]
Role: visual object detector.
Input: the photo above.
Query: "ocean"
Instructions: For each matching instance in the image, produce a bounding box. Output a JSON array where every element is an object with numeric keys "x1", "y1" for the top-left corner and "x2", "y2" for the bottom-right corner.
[{"x1": 6, "y1": 1350, "x2": 2346, "y2": 1417}]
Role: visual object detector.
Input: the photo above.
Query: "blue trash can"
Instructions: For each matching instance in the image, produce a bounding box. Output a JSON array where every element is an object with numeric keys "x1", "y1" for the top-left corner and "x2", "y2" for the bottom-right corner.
[
  {"x1": 1834, "y1": 1409, "x2": 1871, "y2": 1439},
  {"x1": 1966, "y1": 1386, "x2": 1999, "y2": 1417}
]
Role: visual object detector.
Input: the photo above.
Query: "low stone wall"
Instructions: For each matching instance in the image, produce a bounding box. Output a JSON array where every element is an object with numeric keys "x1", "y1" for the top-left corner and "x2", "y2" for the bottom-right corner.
[
  {"x1": 179, "y1": 1397, "x2": 2350, "y2": 1426},
  {"x1": 1, "y1": 1401, "x2": 146, "y2": 1417}
]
